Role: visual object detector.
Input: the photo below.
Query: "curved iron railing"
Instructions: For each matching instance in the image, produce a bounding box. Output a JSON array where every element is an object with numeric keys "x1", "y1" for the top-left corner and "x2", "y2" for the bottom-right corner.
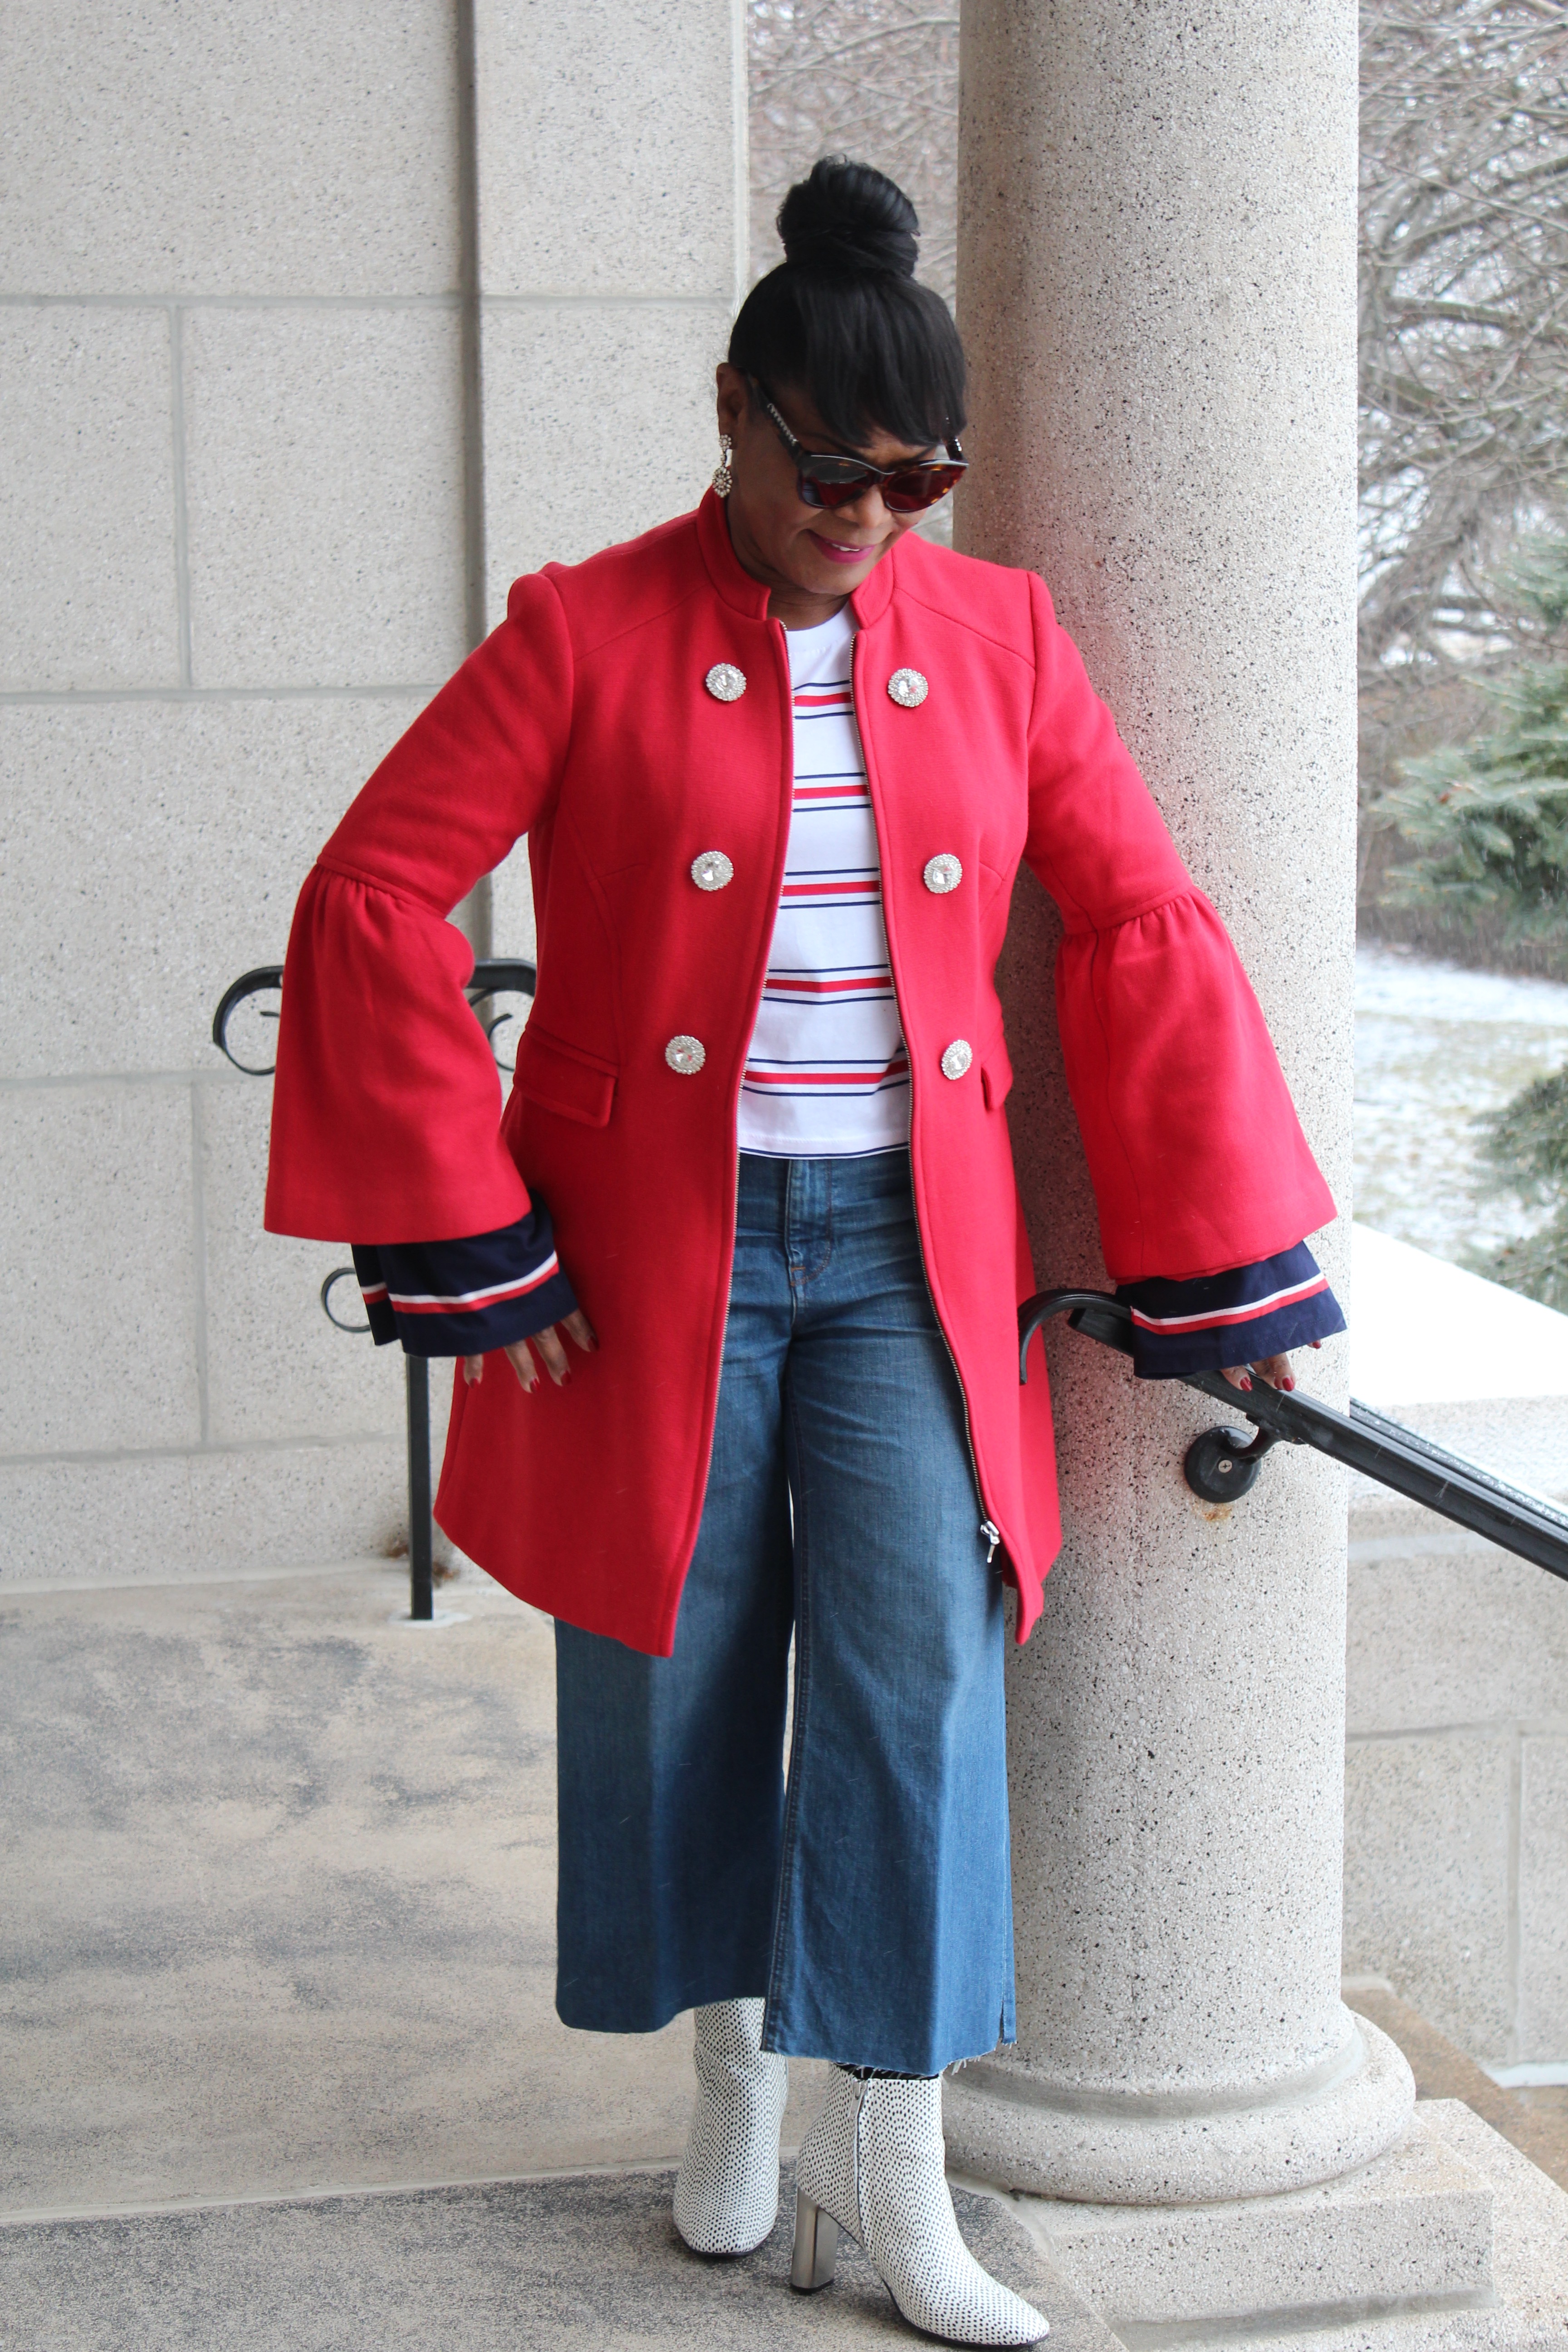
[
  {"x1": 213, "y1": 957, "x2": 538, "y2": 1618},
  {"x1": 212, "y1": 959, "x2": 538, "y2": 1077},
  {"x1": 1019, "y1": 1288, "x2": 1568, "y2": 1583}
]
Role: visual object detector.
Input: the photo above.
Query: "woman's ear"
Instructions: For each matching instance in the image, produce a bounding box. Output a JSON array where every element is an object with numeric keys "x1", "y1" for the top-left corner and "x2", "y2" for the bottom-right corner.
[{"x1": 715, "y1": 362, "x2": 750, "y2": 441}]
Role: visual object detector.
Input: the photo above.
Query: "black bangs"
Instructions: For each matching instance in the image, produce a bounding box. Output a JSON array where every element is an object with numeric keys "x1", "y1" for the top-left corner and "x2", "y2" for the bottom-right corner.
[
  {"x1": 729, "y1": 268, "x2": 967, "y2": 452},
  {"x1": 726, "y1": 160, "x2": 967, "y2": 452}
]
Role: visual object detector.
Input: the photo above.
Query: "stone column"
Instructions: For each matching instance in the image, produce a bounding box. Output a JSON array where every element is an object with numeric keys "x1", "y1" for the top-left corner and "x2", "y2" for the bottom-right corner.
[{"x1": 946, "y1": 0, "x2": 1415, "y2": 2205}]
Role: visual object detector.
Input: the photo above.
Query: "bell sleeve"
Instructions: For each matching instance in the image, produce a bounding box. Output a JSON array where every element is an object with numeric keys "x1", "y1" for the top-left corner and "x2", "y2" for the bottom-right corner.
[
  {"x1": 1114, "y1": 1242, "x2": 1346, "y2": 1379},
  {"x1": 264, "y1": 573, "x2": 574, "y2": 1246},
  {"x1": 1022, "y1": 570, "x2": 1338, "y2": 1284},
  {"x1": 352, "y1": 1198, "x2": 578, "y2": 1357}
]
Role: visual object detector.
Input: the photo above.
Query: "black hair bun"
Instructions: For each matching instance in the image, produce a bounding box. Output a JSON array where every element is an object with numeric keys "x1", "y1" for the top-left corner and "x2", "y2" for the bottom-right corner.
[{"x1": 777, "y1": 157, "x2": 920, "y2": 280}]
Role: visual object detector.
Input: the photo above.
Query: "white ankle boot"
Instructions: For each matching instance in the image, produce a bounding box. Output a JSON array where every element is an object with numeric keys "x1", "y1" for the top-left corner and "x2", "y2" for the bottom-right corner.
[
  {"x1": 672, "y1": 1997, "x2": 789, "y2": 2256},
  {"x1": 792, "y1": 2069, "x2": 1048, "y2": 2346}
]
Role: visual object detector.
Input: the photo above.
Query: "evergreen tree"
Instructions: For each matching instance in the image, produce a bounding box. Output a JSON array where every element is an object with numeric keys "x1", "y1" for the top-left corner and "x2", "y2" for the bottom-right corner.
[
  {"x1": 1380, "y1": 538, "x2": 1568, "y2": 939},
  {"x1": 1475, "y1": 1070, "x2": 1568, "y2": 1313},
  {"x1": 1381, "y1": 538, "x2": 1568, "y2": 1307}
]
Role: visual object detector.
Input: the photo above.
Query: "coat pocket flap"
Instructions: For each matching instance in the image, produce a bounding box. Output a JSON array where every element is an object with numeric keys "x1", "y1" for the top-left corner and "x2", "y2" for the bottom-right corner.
[
  {"x1": 981, "y1": 1029, "x2": 1014, "y2": 1111},
  {"x1": 514, "y1": 1025, "x2": 617, "y2": 1127}
]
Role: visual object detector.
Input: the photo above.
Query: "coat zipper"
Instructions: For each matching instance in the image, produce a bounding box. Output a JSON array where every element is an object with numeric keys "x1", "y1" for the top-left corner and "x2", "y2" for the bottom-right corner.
[{"x1": 849, "y1": 629, "x2": 1005, "y2": 1573}]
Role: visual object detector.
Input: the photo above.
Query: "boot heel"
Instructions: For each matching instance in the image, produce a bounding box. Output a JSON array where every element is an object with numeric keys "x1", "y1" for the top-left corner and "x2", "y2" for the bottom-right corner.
[{"x1": 789, "y1": 2188, "x2": 839, "y2": 2291}]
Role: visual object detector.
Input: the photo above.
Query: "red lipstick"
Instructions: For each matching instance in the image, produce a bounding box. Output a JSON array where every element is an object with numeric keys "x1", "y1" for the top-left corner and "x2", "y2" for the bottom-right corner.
[{"x1": 809, "y1": 531, "x2": 878, "y2": 567}]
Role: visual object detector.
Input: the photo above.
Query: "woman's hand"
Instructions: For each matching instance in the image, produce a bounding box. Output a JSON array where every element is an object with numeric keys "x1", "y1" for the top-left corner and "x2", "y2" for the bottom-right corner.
[
  {"x1": 1220, "y1": 1339, "x2": 1323, "y2": 1395},
  {"x1": 462, "y1": 1307, "x2": 598, "y2": 1395}
]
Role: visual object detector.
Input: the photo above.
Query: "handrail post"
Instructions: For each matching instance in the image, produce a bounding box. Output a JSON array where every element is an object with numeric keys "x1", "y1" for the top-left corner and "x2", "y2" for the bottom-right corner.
[
  {"x1": 407, "y1": 1356, "x2": 434, "y2": 1621},
  {"x1": 212, "y1": 956, "x2": 537, "y2": 1624}
]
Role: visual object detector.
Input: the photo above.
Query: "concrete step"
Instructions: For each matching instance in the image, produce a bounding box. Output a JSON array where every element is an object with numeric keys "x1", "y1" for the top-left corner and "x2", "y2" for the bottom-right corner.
[
  {"x1": 0, "y1": 2165, "x2": 1097, "y2": 2352},
  {"x1": 1002, "y1": 2107, "x2": 1494, "y2": 2342}
]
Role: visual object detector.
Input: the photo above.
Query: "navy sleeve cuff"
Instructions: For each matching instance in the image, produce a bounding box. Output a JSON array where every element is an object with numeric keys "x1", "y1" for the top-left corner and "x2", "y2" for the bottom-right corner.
[
  {"x1": 1115, "y1": 1241, "x2": 1346, "y2": 1380},
  {"x1": 350, "y1": 1200, "x2": 577, "y2": 1357}
]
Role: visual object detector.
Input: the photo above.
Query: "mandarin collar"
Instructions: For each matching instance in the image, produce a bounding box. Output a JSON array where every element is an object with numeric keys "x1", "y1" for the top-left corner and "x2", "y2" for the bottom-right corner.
[
  {"x1": 695, "y1": 486, "x2": 900, "y2": 629},
  {"x1": 849, "y1": 536, "x2": 897, "y2": 627},
  {"x1": 695, "y1": 489, "x2": 772, "y2": 618}
]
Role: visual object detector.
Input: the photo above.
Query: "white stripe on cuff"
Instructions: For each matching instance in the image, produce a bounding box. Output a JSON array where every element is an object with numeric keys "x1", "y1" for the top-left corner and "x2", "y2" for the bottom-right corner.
[
  {"x1": 387, "y1": 1254, "x2": 560, "y2": 1314},
  {"x1": 1129, "y1": 1272, "x2": 1327, "y2": 1334}
]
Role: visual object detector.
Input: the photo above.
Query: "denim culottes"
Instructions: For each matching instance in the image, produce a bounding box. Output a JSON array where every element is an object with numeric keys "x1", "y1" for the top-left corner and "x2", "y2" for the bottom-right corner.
[{"x1": 553, "y1": 1147, "x2": 1016, "y2": 2077}]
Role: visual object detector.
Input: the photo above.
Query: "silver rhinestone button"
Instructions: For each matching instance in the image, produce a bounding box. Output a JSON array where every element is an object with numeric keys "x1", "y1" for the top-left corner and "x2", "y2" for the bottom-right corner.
[
  {"x1": 940, "y1": 1039, "x2": 973, "y2": 1081},
  {"x1": 705, "y1": 662, "x2": 746, "y2": 702},
  {"x1": 665, "y1": 1034, "x2": 706, "y2": 1075},
  {"x1": 690, "y1": 850, "x2": 734, "y2": 892},
  {"x1": 887, "y1": 667, "x2": 929, "y2": 708},
  {"x1": 923, "y1": 853, "x2": 963, "y2": 894}
]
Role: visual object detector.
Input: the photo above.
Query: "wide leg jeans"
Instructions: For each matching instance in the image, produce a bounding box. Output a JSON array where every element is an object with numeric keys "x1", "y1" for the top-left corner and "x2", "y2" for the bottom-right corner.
[{"x1": 554, "y1": 1147, "x2": 1016, "y2": 2077}]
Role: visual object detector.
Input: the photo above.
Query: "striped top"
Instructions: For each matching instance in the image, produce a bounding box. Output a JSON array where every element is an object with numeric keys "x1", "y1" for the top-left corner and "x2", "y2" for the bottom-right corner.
[{"x1": 737, "y1": 607, "x2": 911, "y2": 1158}]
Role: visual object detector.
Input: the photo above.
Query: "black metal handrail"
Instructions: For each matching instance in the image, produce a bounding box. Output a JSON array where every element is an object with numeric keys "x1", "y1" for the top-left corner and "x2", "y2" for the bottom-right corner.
[
  {"x1": 1019, "y1": 1288, "x2": 1568, "y2": 1583},
  {"x1": 212, "y1": 959, "x2": 538, "y2": 1076},
  {"x1": 212, "y1": 957, "x2": 538, "y2": 1617}
]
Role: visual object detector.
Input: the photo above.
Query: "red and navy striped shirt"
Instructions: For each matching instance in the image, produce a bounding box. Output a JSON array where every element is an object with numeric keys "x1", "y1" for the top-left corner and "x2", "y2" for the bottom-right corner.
[{"x1": 737, "y1": 607, "x2": 911, "y2": 1157}]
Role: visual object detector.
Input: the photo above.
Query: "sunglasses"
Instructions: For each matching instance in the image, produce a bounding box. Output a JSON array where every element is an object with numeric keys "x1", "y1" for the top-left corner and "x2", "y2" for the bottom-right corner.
[{"x1": 753, "y1": 383, "x2": 967, "y2": 514}]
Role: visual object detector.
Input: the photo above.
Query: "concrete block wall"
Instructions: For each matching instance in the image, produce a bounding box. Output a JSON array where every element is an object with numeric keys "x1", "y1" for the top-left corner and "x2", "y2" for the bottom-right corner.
[
  {"x1": 1, "y1": 0, "x2": 744, "y2": 1585},
  {"x1": 1344, "y1": 1506, "x2": 1568, "y2": 2066},
  {"x1": 1340, "y1": 1232, "x2": 1568, "y2": 2064}
]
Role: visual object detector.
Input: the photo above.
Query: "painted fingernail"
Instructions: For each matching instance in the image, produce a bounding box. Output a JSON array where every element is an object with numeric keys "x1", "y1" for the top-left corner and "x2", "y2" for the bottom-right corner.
[
  {"x1": 1240, "y1": 1376, "x2": 1253, "y2": 1391},
  {"x1": 1283, "y1": 1377, "x2": 1296, "y2": 1391}
]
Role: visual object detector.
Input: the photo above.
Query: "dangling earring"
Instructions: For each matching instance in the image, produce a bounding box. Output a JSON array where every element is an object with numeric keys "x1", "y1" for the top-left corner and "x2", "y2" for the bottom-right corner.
[{"x1": 712, "y1": 432, "x2": 734, "y2": 498}]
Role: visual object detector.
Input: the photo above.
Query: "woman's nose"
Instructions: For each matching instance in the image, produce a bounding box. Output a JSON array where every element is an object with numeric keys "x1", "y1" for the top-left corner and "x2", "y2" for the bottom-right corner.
[{"x1": 832, "y1": 485, "x2": 893, "y2": 535}]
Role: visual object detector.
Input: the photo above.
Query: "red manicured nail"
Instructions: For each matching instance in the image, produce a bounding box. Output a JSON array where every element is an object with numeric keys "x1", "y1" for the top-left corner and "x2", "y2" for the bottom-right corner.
[{"x1": 1240, "y1": 1376, "x2": 1253, "y2": 1391}]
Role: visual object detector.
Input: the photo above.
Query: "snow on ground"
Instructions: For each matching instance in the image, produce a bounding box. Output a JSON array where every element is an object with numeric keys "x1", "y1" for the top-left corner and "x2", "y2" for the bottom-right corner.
[{"x1": 1354, "y1": 943, "x2": 1568, "y2": 1267}]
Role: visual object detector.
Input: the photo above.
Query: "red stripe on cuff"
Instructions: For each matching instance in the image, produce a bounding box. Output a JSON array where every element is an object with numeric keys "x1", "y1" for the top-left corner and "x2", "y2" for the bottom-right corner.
[
  {"x1": 1129, "y1": 1273, "x2": 1328, "y2": 1336},
  {"x1": 387, "y1": 1254, "x2": 561, "y2": 1315}
]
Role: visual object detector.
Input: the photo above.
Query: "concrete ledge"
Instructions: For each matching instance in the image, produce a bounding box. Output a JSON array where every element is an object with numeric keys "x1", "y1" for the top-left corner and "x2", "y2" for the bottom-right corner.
[
  {"x1": 1346, "y1": 1985, "x2": 1568, "y2": 2193},
  {"x1": 949, "y1": 2101, "x2": 1568, "y2": 2352},
  {"x1": 1004, "y1": 2108, "x2": 1492, "y2": 2328}
]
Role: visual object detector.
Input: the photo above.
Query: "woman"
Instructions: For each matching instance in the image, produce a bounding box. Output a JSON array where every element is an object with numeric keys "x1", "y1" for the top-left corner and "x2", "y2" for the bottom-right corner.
[{"x1": 267, "y1": 160, "x2": 1343, "y2": 2347}]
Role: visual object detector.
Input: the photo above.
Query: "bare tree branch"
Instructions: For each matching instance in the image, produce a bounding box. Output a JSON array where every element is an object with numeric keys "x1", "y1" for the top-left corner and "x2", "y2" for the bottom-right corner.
[
  {"x1": 748, "y1": 0, "x2": 960, "y2": 300},
  {"x1": 745, "y1": 1, "x2": 1568, "y2": 816},
  {"x1": 1358, "y1": 0, "x2": 1568, "y2": 819}
]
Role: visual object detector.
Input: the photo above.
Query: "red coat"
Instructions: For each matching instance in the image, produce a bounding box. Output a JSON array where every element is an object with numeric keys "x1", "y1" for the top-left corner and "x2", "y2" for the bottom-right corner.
[{"x1": 266, "y1": 492, "x2": 1333, "y2": 1656}]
